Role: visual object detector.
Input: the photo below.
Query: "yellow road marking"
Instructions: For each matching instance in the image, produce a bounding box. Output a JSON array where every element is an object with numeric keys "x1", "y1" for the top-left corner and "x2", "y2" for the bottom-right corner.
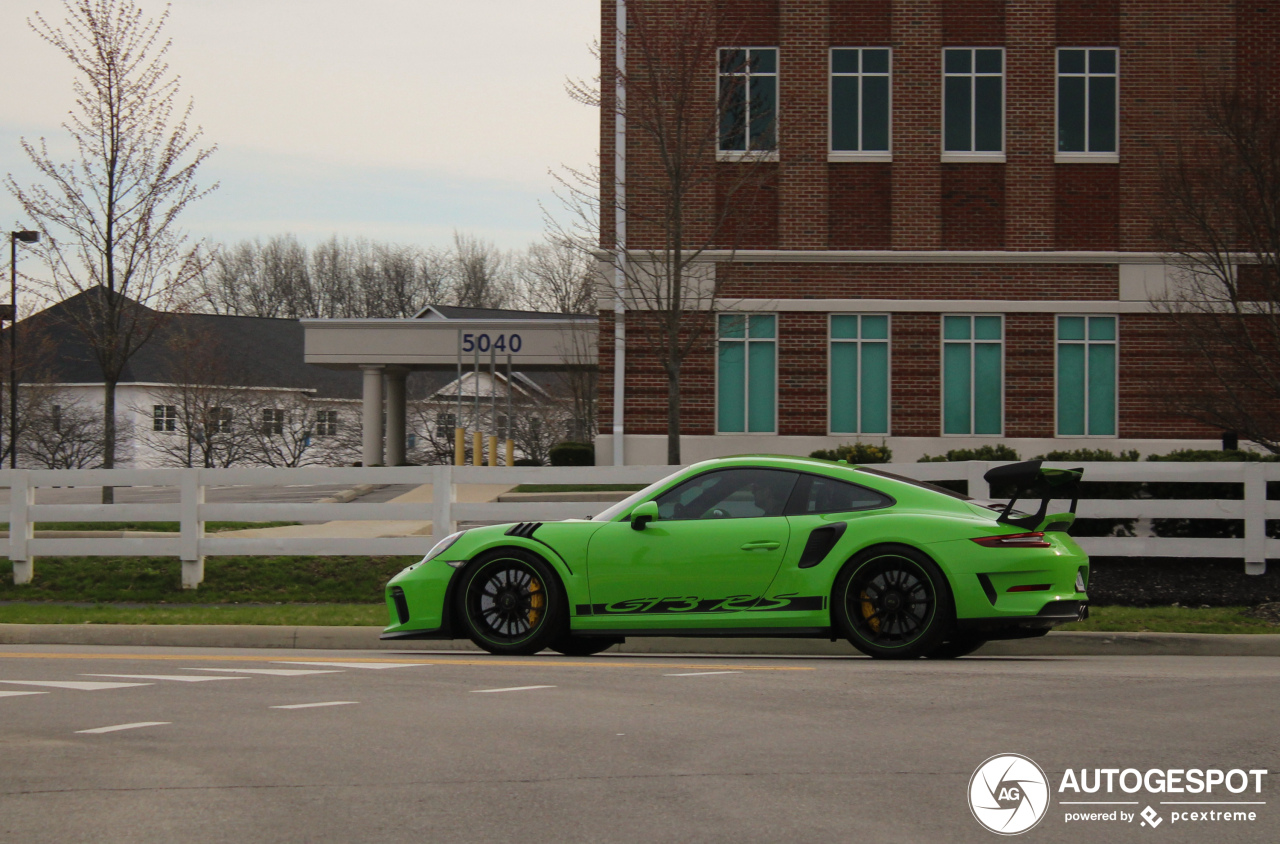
[{"x1": 0, "y1": 652, "x2": 813, "y2": 671}]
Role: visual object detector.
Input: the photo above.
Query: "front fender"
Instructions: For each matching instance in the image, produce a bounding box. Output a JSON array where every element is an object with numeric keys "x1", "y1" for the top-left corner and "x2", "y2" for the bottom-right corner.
[{"x1": 441, "y1": 527, "x2": 587, "y2": 608}]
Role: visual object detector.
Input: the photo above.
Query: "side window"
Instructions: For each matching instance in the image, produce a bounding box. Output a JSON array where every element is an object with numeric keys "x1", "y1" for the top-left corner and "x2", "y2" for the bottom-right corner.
[
  {"x1": 654, "y1": 469, "x2": 799, "y2": 521},
  {"x1": 787, "y1": 474, "x2": 893, "y2": 515}
]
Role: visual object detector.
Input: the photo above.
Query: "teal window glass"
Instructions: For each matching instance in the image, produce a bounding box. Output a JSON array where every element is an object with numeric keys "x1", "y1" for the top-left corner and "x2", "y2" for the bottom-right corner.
[
  {"x1": 831, "y1": 48, "x2": 891, "y2": 153},
  {"x1": 943, "y1": 315, "x2": 1003, "y2": 435},
  {"x1": 830, "y1": 315, "x2": 890, "y2": 435},
  {"x1": 1057, "y1": 316, "x2": 1117, "y2": 436},
  {"x1": 944, "y1": 48, "x2": 1004, "y2": 153},
  {"x1": 1057, "y1": 48, "x2": 1118, "y2": 154},
  {"x1": 719, "y1": 47, "x2": 779, "y2": 153},
  {"x1": 718, "y1": 314, "x2": 776, "y2": 433}
]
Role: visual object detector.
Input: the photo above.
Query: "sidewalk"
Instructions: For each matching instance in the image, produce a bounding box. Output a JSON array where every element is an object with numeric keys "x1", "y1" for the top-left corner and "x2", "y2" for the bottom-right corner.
[
  {"x1": 216, "y1": 482, "x2": 515, "y2": 540},
  {"x1": 1, "y1": 624, "x2": 1276, "y2": 656}
]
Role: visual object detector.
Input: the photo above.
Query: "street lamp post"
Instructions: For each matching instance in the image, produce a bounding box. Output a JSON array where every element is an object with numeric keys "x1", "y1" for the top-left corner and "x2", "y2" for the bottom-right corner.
[{"x1": 9, "y1": 231, "x2": 39, "y2": 469}]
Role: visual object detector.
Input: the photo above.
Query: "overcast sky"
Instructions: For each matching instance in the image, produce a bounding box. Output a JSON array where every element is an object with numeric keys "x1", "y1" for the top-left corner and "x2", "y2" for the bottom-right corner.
[{"x1": 0, "y1": 0, "x2": 600, "y2": 251}]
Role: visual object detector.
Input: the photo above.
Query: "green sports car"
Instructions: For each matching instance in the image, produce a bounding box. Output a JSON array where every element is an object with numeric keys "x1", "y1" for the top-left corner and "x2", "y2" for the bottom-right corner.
[{"x1": 382, "y1": 456, "x2": 1089, "y2": 659}]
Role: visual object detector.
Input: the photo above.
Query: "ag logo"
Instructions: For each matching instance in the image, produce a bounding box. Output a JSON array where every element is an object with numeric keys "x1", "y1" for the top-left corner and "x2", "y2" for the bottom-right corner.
[{"x1": 968, "y1": 754, "x2": 1051, "y2": 835}]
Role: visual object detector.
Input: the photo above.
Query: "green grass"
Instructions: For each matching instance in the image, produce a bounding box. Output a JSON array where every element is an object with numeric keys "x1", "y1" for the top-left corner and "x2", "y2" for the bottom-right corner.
[
  {"x1": 0, "y1": 555, "x2": 417, "y2": 604},
  {"x1": 0, "y1": 521, "x2": 301, "y2": 533},
  {"x1": 0, "y1": 603, "x2": 386, "y2": 626},
  {"x1": 510, "y1": 484, "x2": 646, "y2": 493},
  {"x1": 1058, "y1": 605, "x2": 1277, "y2": 635},
  {"x1": 0, "y1": 555, "x2": 1276, "y2": 633}
]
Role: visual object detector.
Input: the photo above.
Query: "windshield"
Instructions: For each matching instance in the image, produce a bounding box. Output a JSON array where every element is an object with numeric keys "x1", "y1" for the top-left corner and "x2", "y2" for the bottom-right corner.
[{"x1": 591, "y1": 469, "x2": 687, "y2": 521}]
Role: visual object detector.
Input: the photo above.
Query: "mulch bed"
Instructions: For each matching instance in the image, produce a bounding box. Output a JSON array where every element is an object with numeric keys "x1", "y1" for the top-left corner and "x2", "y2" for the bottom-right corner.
[{"x1": 1087, "y1": 557, "x2": 1280, "y2": 607}]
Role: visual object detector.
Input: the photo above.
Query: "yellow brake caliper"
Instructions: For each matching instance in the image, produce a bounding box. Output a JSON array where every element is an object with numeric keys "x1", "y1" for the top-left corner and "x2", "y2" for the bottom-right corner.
[
  {"x1": 527, "y1": 577, "x2": 545, "y2": 627},
  {"x1": 860, "y1": 590, "x2": 880, "y2": 633}
]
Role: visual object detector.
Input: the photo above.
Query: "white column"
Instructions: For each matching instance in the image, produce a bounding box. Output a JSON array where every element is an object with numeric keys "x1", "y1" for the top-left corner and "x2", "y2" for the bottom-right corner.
[
  {"x1": 385, "y1": 367, "x2": 408, "y2": 466},
  {"x1": 361, "y1": 365, "x2": 384, "y2": 467}
]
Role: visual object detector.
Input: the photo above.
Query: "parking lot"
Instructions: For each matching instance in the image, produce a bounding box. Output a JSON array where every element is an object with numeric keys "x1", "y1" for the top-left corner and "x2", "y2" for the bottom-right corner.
[{"x1": 0, "y1": 646, "x2": 1276, "y2": 843}]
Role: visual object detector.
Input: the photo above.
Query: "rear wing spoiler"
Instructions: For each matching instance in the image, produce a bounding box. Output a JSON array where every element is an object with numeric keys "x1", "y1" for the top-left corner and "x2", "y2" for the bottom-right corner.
[{"x1": 982, "y1": 461, "x2": 1083, "y2": 531}]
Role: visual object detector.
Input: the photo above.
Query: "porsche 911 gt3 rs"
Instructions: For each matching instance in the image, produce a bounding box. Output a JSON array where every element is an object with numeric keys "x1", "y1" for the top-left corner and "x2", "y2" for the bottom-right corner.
[{"x1": 382, "y1": 456, "x2": 1089, "y2": 659}]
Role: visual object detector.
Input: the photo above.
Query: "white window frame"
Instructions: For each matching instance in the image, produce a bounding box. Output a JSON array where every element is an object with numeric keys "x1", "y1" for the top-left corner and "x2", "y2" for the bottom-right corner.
[
  {"x1": 716, "y1": 46, "x2": 781, "y2": 162},
  {"x1": 715, "y1": 312, "x2": 780, "y2": 435},
  {"x1": 1054, "y1": 314, "x2": 1119, "y2": 438},
  {"x1": 827, "y1": 313, "x2": 892, "y2": 435},
  {"x1": 1055, "y1": 47, "x2": 1120, "y2": 164},
  {"x1": 828, "y1": 48, "x2": 893, "y2": 163},
  {"x1": 152, "y1": 404, "x2": 177, "y2": 433},
  {"x1": 315, "y1": 409, "x2": 338, "y2": 437},
  {"x1": 941, "y1": 47, "x2": 1006, "y2": 163},
  {"x1": 262, "y1": 408, "x2": 285, "y2": 435},
  {"x1": 940, "y1": 314, "x2": 1005, "y2": 437}
]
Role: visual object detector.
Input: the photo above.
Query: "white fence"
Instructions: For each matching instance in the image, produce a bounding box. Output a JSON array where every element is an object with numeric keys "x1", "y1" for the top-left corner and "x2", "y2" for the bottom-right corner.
[{"x1": 1, "y1": 461, "x2": 1274, "y2": 588}]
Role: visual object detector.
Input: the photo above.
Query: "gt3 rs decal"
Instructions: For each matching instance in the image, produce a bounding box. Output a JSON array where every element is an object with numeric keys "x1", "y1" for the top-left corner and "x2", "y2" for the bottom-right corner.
[{"x1": 574, "y1": 594, "x2": 826, "y2": 616}]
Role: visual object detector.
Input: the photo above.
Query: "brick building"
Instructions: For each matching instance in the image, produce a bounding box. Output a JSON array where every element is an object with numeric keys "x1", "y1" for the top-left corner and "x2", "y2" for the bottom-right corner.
[{"x1": 595, "y1": 1, "x2": 1278, "y2": 465}]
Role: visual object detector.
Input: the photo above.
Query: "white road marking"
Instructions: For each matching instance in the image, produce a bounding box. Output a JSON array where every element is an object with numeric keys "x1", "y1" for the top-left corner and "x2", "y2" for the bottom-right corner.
[
  {"x1": 269, "y1": 701, "x2": 358, "y2": 710},
  {"x1": 274, "y1": 661, "x2": 425, "y2": 670},
  {"x1": 81, "y1": 674, "x2": 249, "y2": 683},
  {"x1": 663, "y1": 671, "x2": 743, "y2": 677},
  {"x1": 470, "y1": 685, "x2": 556, "y2": 694},
  {"x1": 0, "y1": 680, "x2": 152, "y2": 691},
  {"x1": 0, "y1": 690, "x2": 49, "y2": 698},
  {"x1": 183, "y1": 668, "x2": 343, "y2": 677},
  {"x1": 76, "y1": 722, "x2": 170, "y2": 734}
]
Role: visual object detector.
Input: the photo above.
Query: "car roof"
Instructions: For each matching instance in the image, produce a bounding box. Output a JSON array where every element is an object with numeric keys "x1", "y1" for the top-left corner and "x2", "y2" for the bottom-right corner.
[{"x1": 688, "y1": 455, "x2": 968, "y2": 503}]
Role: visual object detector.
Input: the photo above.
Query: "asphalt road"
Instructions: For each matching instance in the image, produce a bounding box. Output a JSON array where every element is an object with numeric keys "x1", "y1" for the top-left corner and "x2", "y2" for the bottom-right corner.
[{"x1": 0, "y1": 646, "x2": 1276, "y2": 844}]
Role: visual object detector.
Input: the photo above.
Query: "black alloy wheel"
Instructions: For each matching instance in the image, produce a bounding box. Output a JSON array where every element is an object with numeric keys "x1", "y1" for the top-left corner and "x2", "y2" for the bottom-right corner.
[
  {"x1": 834, "y1": 547, "x2": 954, "y2": 659},
  {"x1": 457, "y1": 549, "x2": 564, "y2": 655}
]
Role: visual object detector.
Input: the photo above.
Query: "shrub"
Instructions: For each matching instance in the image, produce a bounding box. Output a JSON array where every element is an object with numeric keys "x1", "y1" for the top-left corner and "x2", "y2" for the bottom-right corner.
[
  {"x1": 918, "y1": 444, "x2": 1021, "y2": 462},
  {"x1": 549, "y1": 442, "x2": 595, "y2": 466},
  {"x1": 513, "y1": 458, "x2": 543, "y2": 467},
  {"x1": 808, "y1": 442, "x2": 892, "y2": 464},
  {"x1": 1034, "y1": 448, "x2": 1139, "y2": 462},
  {"x1": 1146, "y1": 449, "x2": 1277, "y2": 462}
]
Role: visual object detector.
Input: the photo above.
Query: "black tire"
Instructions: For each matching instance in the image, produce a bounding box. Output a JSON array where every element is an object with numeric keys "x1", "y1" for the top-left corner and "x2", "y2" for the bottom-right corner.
[
  {"x1": 924, "y1": 633, "x2": 988, "y2": 659},
  {"x1": 548, "y1": 635, "x2": 623, "y2": 657},
  {"x1": 455, "y1": 548, "x2": 566, "y2": 656},
  {"x1": 833, "y1": 546, "x2": 955, "y2": 660}
]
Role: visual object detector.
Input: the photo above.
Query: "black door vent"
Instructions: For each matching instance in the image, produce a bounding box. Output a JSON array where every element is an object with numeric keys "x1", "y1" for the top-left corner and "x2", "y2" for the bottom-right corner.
[{"x1": 798, "y1": 522, "x2": 848, "y2": 569}]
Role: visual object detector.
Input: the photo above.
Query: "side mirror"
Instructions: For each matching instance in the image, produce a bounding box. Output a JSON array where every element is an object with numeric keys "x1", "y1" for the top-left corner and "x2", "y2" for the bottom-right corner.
[{"x1": 630, "y1": 500, "x2": 659, "y2": 531}]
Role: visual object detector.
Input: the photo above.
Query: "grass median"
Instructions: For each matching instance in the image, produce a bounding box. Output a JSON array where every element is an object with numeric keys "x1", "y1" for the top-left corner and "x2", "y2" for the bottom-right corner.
[{"x1": 0, "y1": 557, "x2": 1275, "y2": 632}]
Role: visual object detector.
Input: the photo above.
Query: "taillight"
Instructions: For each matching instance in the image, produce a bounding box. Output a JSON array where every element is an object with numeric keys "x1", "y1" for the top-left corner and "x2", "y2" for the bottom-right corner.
[{"x1": 971, "y1": 531, "x2": 1051, "y2": 548}]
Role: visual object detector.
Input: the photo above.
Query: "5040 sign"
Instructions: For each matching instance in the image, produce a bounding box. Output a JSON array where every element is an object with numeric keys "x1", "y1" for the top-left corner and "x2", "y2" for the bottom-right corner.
[{"x1": 461, "y1": 333, "x2": 522, "y2": 353}]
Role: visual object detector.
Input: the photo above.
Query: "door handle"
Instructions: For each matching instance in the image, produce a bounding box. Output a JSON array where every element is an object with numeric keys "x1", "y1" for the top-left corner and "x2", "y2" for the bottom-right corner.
[{"x1": 740, "y1": 540, "x2": 781, "y2": 551}]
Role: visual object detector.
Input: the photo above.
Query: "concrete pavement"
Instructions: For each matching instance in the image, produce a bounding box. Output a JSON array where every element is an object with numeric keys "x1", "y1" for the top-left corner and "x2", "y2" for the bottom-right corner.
[
  {"x1": 1, "y1": 645, "x2": 1275, "y2": 843},
  {"x1": 1, "y1": 623, "x2": 1276, "y2": 656}
]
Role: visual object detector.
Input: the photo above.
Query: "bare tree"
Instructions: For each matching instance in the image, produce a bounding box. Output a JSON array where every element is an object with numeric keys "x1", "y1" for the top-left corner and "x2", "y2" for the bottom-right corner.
[
  {"x1": 197, "y1": 235, "x2": 454, "y2": 319},
  {"x1": 1154, "y1": 83, "x2": 1280, "y2": 452},
  {"x1": 136, "y1": 326, "x2": 255, "y2": 467},
  {"x1": 450, "y1": 231, "x2": 513, "y2": 309},
  {"x1": 19, "y1": 390, "x2": 108, "y2": 469},
  {"x1": 7, "y1": 0, "x2": 216, "y2": 496},
  {"x1": 247, "y1": 392, "x2": 337, "y2": 468},
  {"x1": 514, "y1": 237, "x2": 598, "y2": 314},
  {"x1": 560, "y1": 3, "x2": 775, "y2": 463}
]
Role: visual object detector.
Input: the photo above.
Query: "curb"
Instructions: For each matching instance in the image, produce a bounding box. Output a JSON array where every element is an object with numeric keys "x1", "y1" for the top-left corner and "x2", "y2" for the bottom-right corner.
[
  {"x1": 1, "y1": 624, "x2": 1277, "y2": 656},
  {"x1": 316, "y1": 484, "x2": 380, "y2": 504}
]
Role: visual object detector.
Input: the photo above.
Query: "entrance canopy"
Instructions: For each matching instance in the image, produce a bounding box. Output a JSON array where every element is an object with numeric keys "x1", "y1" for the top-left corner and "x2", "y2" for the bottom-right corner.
[
  {"x1": 300, "y1": 306, "x2": 597, "y2": 466},
  {"x1": 302, "y1": 306, "x2": 597, "y2": 372}
]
